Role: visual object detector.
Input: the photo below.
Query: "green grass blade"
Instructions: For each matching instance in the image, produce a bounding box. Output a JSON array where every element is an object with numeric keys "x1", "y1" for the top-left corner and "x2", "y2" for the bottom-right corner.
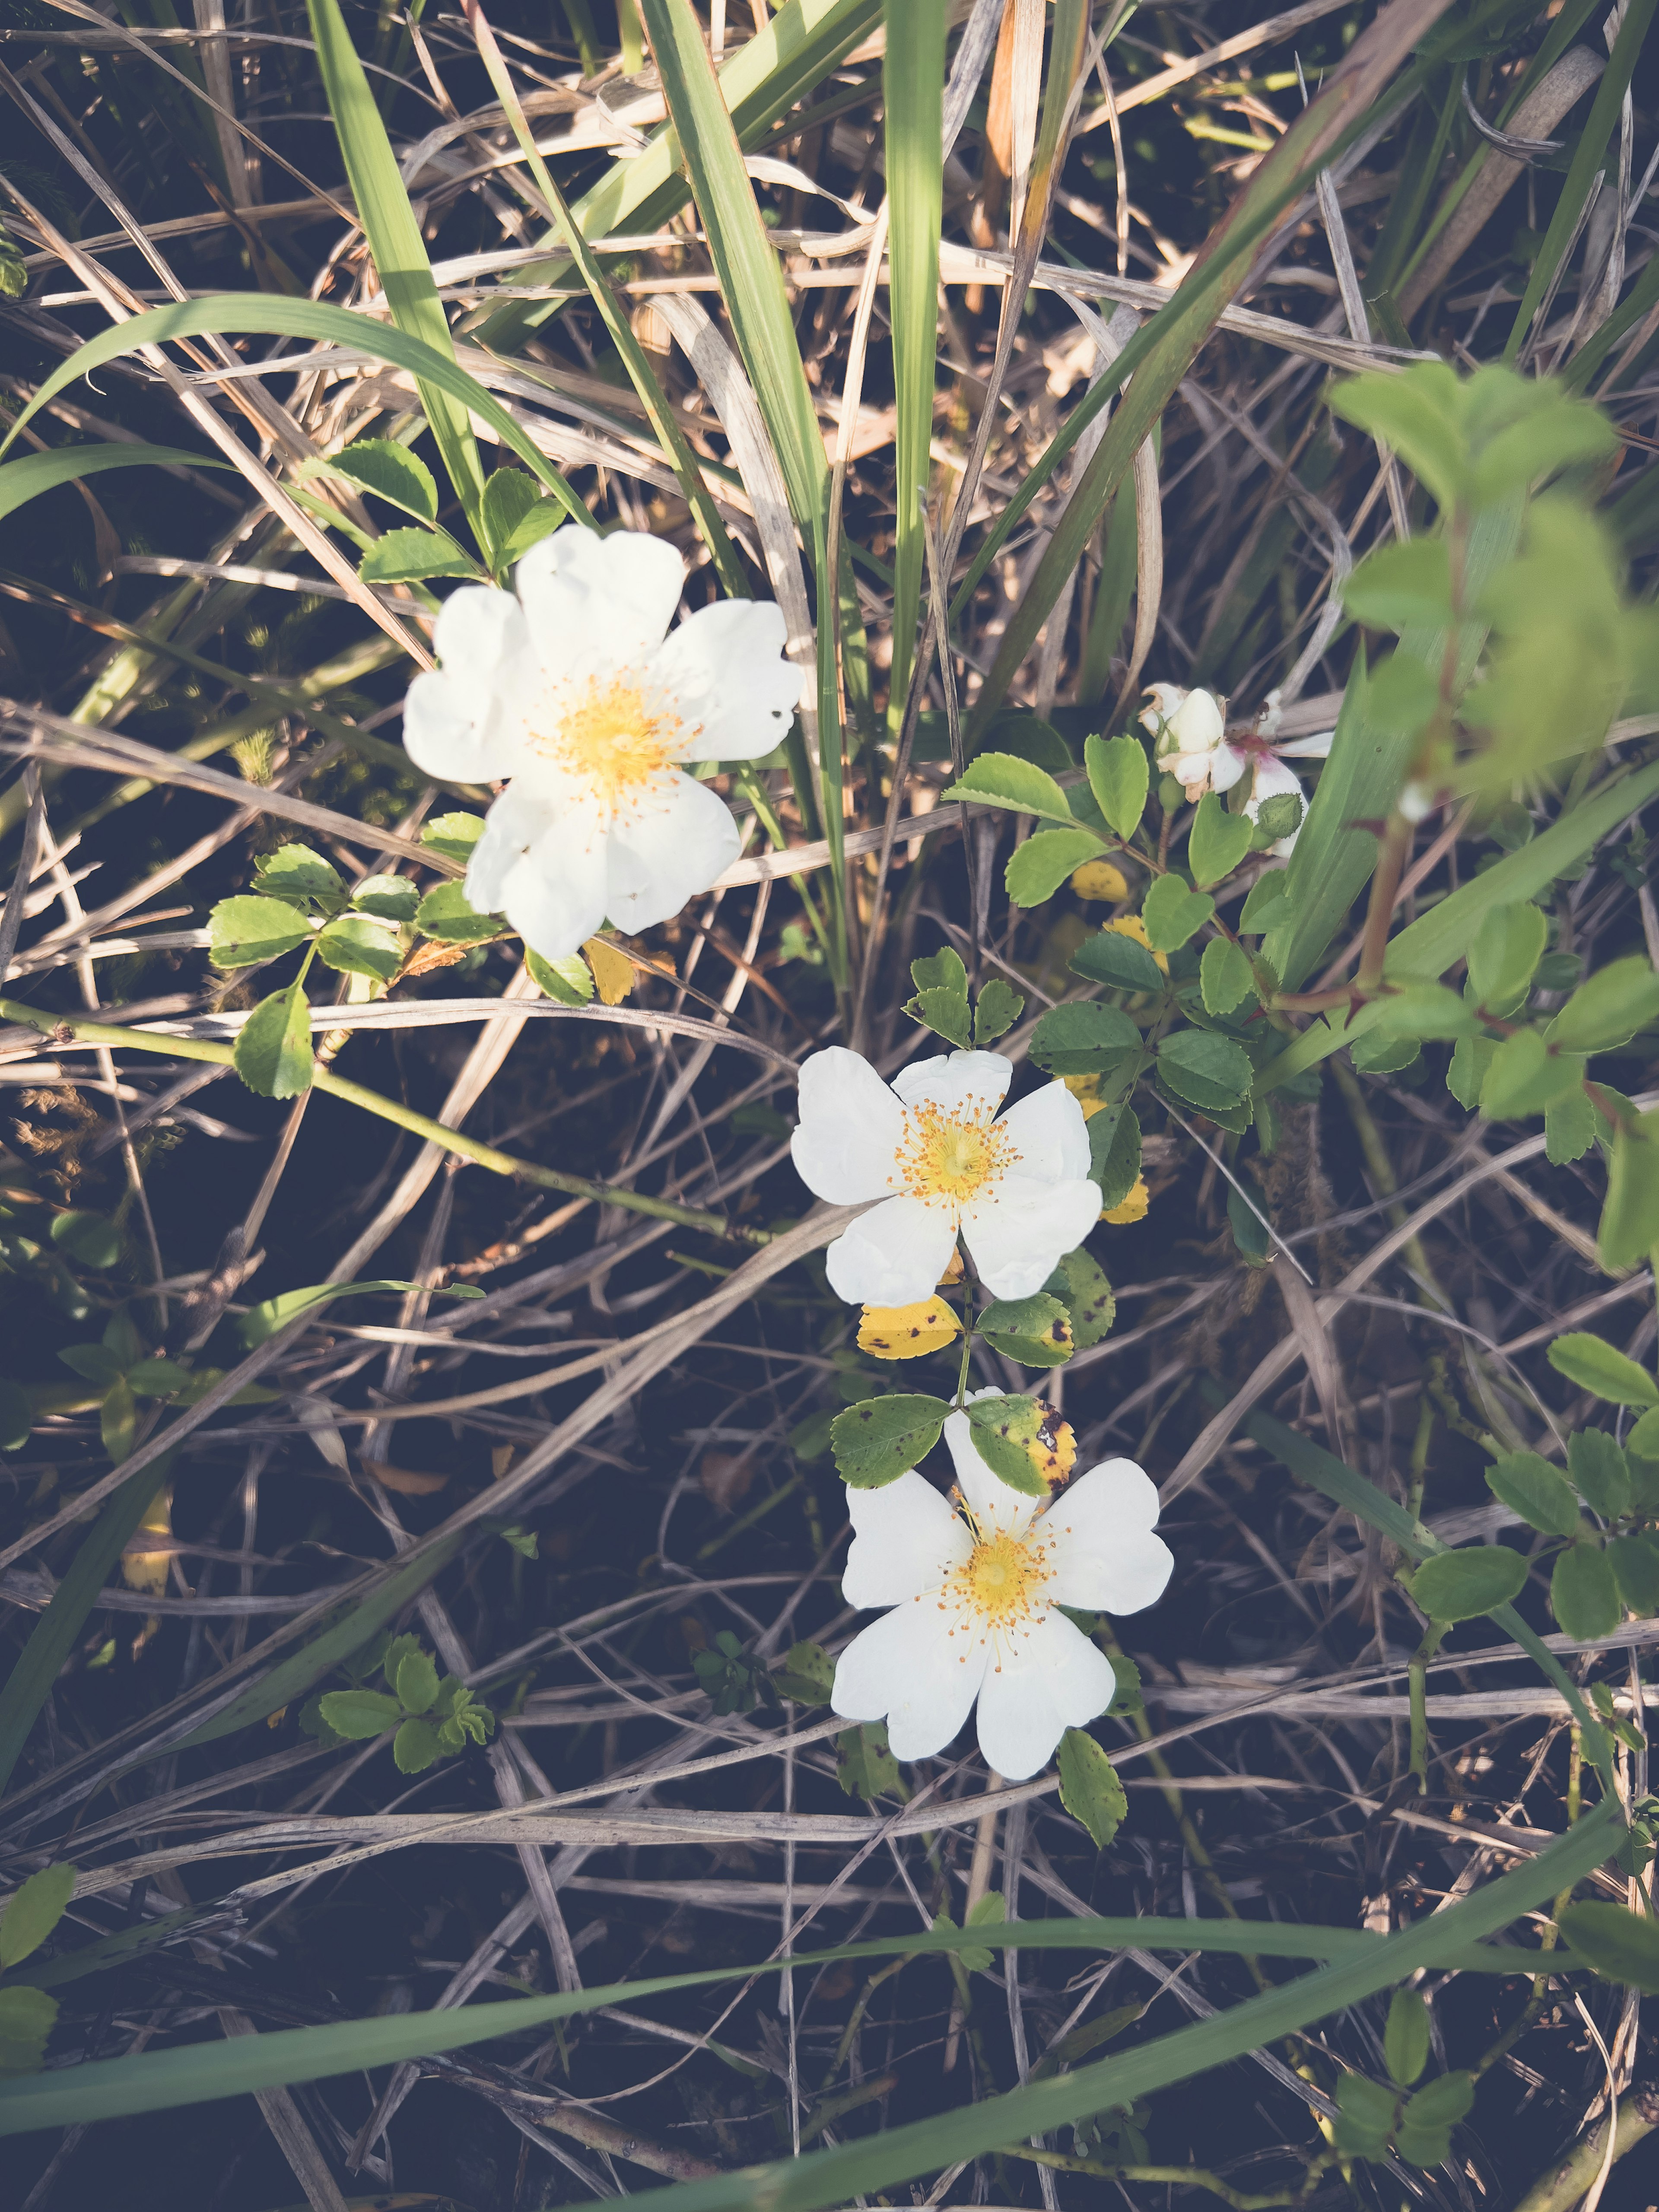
[
  {"x1": 0, "y1": 1881, "x2": 1610, "y2": 2136},
  {"x1": 0, "y1": 296, "x2": 588, "y2": 524},
  {"x1": 305, "y1": 0, "x2": 486, "y2": 528},
  {"x1": 884, "y1": 0, "x2": 947, "y2": 739},
  {"x1": 461, "y1": 0, "x2": 749, "y2": 597},
  {"x1": 0, "y1": 444, "x2": 234, "y2": 521},
  {"x1": 1254, "y1": 755, "x2": 1659, "y2": 1093},
  {"x1": 0, "y1": 1462, "x2": 171, "y2": 1796},
  {"x1": 1501, "y1": 0, "x2": 1658, "y2": 361}
]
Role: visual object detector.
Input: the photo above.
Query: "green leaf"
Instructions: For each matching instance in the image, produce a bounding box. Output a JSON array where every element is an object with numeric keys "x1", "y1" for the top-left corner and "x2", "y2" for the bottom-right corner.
[
  {"x1": 253, "y1": 843, "x2": 346, "y2": 911},
  {"x1": 313, "y1": 437, "x2": 437, "y2": 522},
  {"x1": 774, "y1": 1639, "x2": 836, "y2": 1704},
  {"x1": 1567, "y1": 1431, "x2": 1632, "y2": 1521},
  {"x1": 208, "y1": 895, "x2": 313, "y2": 969},
  {"x1": 500, "y1": 500, "x2": 566, "y2": 568},
  {"x1": 1547, "y1": 1334, "x2": 1659, "y2": 1408},
  {"x1": 313, "y1": 913, "x2": 403, "y2": 981},
  {"x1": 1397, "y1": 2069, "x2": 1473, "y2": 2163},
  {"x1": 1548, "y1": 957, "x2": 1659, "y2": 1053},
  {"x1": 1370, "y1": 981, "x2": 1475, "y2": 1039},
  {"x1": 1600, "y1": 1109, "x2": 1659, "y2": 1272},
  {"x1": 978, "y1": 1294, "x2": 1073, "y2": 1368},
  {"x1": 125, "y1": 1359, "x2": 193, "y2": 1399},
  {"x1": 1342, "y1": 537, "x2": 1453, "y2": 633},
  {"x1": 1007, "y1": 829, "x2": 1106, "y2": 907},
  {"x1": 1141, "y1": 875, "x2": 1214, "y2": 952},
  {"x1": 0, "y1": 1379, "x2": 29, "y2": 1453},
  {"x1": 837, "y1": 1721, "x2": 902, "y2": 1802},
  {"x1": 829, "y1": 1395, "x2": 950, "y2": 1489},
  {"x1": 351, "y1": 874, "x2": 420, "y2": 922},
  {"x1": 527, "y1": 947, "x2": 595, "y2": 1005},
  {"x1": 1085, "y1": 733, "x2": 1148, "y2": 840},
  {"x1": 1611, "y1": 1532, "x2": 1659, "y2": 1615},
  {"x1": 1551, "y1": 1541, "x2": 1621, "y2": 1642},
  {"x1": 1199, "y1": 938, "x2": 1255, "y2": 1017},
  {"x1": 912, "y1": 947, "x2": 967, "y2": 996},
  {"x1": 1057, "y1": 1729, "x2": 1127, "y2": 1849},
  {"x1": 315, "y1": 1688, "x2": 403, "y2": 1740},
  {"x1": 58, "y1": 1344, "x2": 124, "y2": 1389},
  {"x1": 395, "y1": 1649, "x2": 440, "y2": 1716},
  {"x1": 1156, "y1": 1030, "x2": 1252, "y2": 1111},
  {"x1": 49, "y1": 1211, "x2": 121, "y2": 1270},
  {"x1": 359, "y1": 526, "x2": 479, "y2": 584},
  {"x1": 1478, "y1": 1030, "x2": 1585, "y2": 1120},
  {"x1": 1187, "y1": 794, "x2": 1252, "y2": 888},
  {"x1": 232, "y1": 987, "x2": 315, "y2": 1100},
  {"x1": 1484, "y1": 1451, "x2": 1578, "y2": 1538},
  {"x1": 1028, "y1": 1003, "x2": 1142, "y2": 1078},
  {"x1": 238, "y1": 1278, "x2": 482, "y2": 1348},
  {"x1": 906, "y1": 985, "x2": 974, "y2": 1051},
  {"x1": 964, "y1": 1395, "x2": 1052, "y2": 1497},
  {"x1": 1332, "y1": 2070, "x2": 1399, "y2": 2158},
  {"x1": 1331, "y1": 363, "x2": 1466, "y2": 512},
  {"x1": 0, "y1": 1865, "x2": 76, "y2": 1971},
  {"x1": 940, "y1": 751, "x2": 1075, "y2": 823},
  {"x1": 1383, "y1": 1987, "x2": 1430, "y2": 2090},
  {"x1": 1042, "y1": 1250, "x2": 1115, "y2": 1351},
  {"x1": 1088, "y1": 1104, "x2": 1141, "y2": 1212},
  {"x1": 1555, "y1": 1900, "x2": 1659, "y2": 1994},
  {"x1": 980, "y1": 714, "x2": 1074, "y2": 772},
  {"x1": 421, "y1": 812, "x2": 487, "y2": 863},
  {"x1": 1409, "y1": 1546, "x2": 1528, "y2": 1622},
  {"x1": 478, "y1": 466, "x2": 540, "y2": 564},
  {"x1": 304, "y1": 0, "x2": 485, "y2": 527},
  {"x1": 1239, "y1": 871, "x2": 1295, "y2": 934},
  {"x1": 1545, "y1": 1087, "x2": 1597, "y2": 1165},
  {"x1": 415, "y1": 883, "x2": 506, "y2": 944},
  {"x1": 1227, "y1": 1182, "x2": 1271, "y2": 1267},
  {"x1": 0, "y1": 1985, "x2": 57, "y2": 2078},
  {"x1": 0, "y1": 445, "x2": 234, "y2": 528},
  {"x1": 1071, "y1": 928, "x2": 1165, "y2": 994},
  {"x1": 392, "y1": 1717, "x2": 443, "y2": 1773},
  {"x1": 974, "y1": 979, "x2": 1025, "y2": 1048},
  {"x1": 1467, "y1": 901, "x2": 1547, "y2": 1012}
]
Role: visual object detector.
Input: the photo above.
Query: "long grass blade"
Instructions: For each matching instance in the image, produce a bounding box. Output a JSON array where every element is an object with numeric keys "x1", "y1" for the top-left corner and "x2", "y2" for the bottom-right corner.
[
  {"x1": 0, "y1": 444, "x2": 233, "y2": 521},
  {"x1": 305, "y1": 0, "x2": 486, "y2": 528}
]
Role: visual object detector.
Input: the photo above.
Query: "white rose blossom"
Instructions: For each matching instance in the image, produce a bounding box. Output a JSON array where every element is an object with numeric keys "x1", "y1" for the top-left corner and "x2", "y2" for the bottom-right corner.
[
  {"x1": 790, "y1": 1047, "x2": 1101, "y2": 1308},
  {"x1": 403, "y1": 528, "x2": 803, "y2": 960},
  {"x1": 1139, "y1": 682, "x2": 1333, "y2": 853},
  {"x1": 831, "y1": 1394, "x2": 1174, "y2": 1779}
]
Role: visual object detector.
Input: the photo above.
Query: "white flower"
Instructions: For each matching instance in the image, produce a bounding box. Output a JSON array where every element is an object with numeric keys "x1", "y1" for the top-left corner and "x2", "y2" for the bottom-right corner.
[
  {"x1": 403, "y1": 529, "x2": 803, "y2": 959},
  {"x1": 831, "y1": 1395, "x2": 1174, "y2": 1779},
  {"x1": 1139, "y1": 684, "x2": 1333, "y2": 852},
  {"x1": 790, "y1": 1047, "x2": 1100, "y2": 1308}
]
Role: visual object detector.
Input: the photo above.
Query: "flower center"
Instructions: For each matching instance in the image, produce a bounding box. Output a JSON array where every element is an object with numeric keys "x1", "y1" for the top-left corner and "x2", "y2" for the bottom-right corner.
[
  {"x1": 957, "y1": 1527, "x2": 1050, "y2": 1627},
  {"x1": 535, "y1": 675, "x2": 681, "y2": 810},
  {"x1": 894, "y1": 1100, "x2": 1011, "y2": 1209}
]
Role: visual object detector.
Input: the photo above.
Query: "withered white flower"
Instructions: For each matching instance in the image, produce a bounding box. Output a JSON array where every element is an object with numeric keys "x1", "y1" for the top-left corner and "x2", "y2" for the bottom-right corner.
[
  {"x1": 790, "y1": 1047, "x2": 1100, "y2": 1309},
  {"x1": 1140, "y1": 682, "x2": 1332, "y2": 851},
  {"x1": 831, "y1": 1396, "x2": 1174, "y2": 1779},
  {"x1": 403, "y1": 529, "x2": 802, "y2": 958}
]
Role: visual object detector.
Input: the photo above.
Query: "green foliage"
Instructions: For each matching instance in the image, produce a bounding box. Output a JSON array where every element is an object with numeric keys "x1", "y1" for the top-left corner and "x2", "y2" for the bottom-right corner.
[
  {"x1": 1547, "y1": 957, "x2": 1659, "y2": 1052},
  {"x1": 1156, "y1": 1029, "x2": 1252, "y2": 1112},
  {"x1": 233, "y1": 987, "x2": 315, "y2": 1100},
  {"x1": 1555, "y1": 1900, "x2": 1659, "y2": 1993},
  {"x1": 209, "y1": 896, "x2": 314, "y2": 969},
  {"x1": 1199, "y1": 938, "x2": 1255, "y2": 1017},
  {"x1": 963, "y1": 1395, "x2": 1052, "y2": 1496},
  {"x1": 1467, "y1": 902, "x2": 1547, "y2": 1011},
  {"x1": 829, "y1": 1394, "x2": 949, "y2": 1488},
  {"x1": 1071, "y1": 926, "x2": 1165, "y2": 994},
  {"x1": 0, "y1": 1985, "x2": 58, "y2": 2077},
  {"x1": 253, "y1": 843, "x2": 346, "y2": 911},
  {"x1": 902, "y1": 947, "x2": 1024, "y2": 1051},
  {"x1": 1057, "y1": 1729, "x2": 1127, "y2": 1850},
  {"x1": 1042, "y1": 1250, "x2": 1115, "y2": 1350},
  {"x1": 774, "y1": 1640, "x2": 835, "y2": 1704},
  {"x1": 1088, "y1": 1105, "x2": 1142, "y2": 1212},
  {"x1": 1085, "y1": 733, "x2": 1147, "y2": 840},
  {"x1": 528, "y1": 948, "x2": 596, "y2": 1006},
  {"x1": 1599, "y1": 1109, "x2": 1659, "y2": 1271},
  {"x1": 315, "y1": 1634, "x2": 494, "y2": 1770},
  {"x1": 1550, "y1": 1542, "x2": 1621, "y2": 1642},
  {"x1": 1383, "y1": 1987, "x2": 1429, "y2": 2090},
  {"x1": 1028, "y1": 1003, "x2": 1142, "y2": 1079},
  {"x1": 693, "y1": 1629, "x2": 780, "y2": 1718},
  {"x1": 978, "y1": 1294, "x2": 1072, "y2": 1367},
  {"x1": 308, "y1": 438, "x2": 437, "y2": 522},
  {"x1": 421, "y1": 813, "x2": 487, "y2": 863},
  {"x1": 1567, "y1": 1432, "x2": 1632, "y2": 1521},
  {"x1": 314, "y1": 913, "x2": 402, "y2": 981},
  {"x1": 1007, "y1": 829, "x2": 1104, "y2": 907},
  {"x1": 238, "y1": 1278, "x2": 481, "y2": 1348},
  {"x1": 1187, "y1": 794, "x2": 1252, "y2": 888},
  {"x1": 1141, "y1": 874, "x2": 1214, "y2": 952},
  {"x1": 1484, "y1": 1452, "x2": 1577, "y2": 1538},
  {"x1": 1547, "y1": 1334, "x2": 1659, "y2": 1407},
  {"x1": 414, "y1": 883, "x2": 505, "y2": 944},
  {"x1": 940, "y1": 752, "x2": 1075, "y2": 823},
  {"x1": 836, "y1": 1721, "x2": 902, "y2": 1802},
  {"x1": 359, "y1": 527, "x2": 480, "y2": 583},
  {"x1": 1409, "y1": 1546, "x2": 1527, "y2": 1622},
  {"x1": 50, "y1": 1211, "x2": 120, "y2": 1270},
  {"x1": 0, "y1": 1866, "x2": 76, "y2": 1972}
]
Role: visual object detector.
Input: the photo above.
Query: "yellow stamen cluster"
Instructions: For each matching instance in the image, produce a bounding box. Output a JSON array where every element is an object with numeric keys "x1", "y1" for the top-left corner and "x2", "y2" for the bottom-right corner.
[
  {"x1": 534, "y1": 675, "x2": 682, "y2": 809},
  {"x1": 949, "y1": 1522, "x2": 1054, "y2": 1631},
  {"x1": 893, "y1": 1098, "x2": 1012, "y2": 1210},
  {"x1": 858, "y1": 1297, "x2": 962, "y2": 1360}
]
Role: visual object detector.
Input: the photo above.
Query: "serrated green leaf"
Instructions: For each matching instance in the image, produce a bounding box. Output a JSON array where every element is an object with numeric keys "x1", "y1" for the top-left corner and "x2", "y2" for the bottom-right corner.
[
  {"x1": 911, "y1": 946, "x2": 967, "y2": 996},
  {"x1": 501, "y1": 500, "x2": 566, "y2": 567},
  {"x1": 316, "y1": 1688, "x2": 402, "y2": 1740},
  {"x1": 1028, "y1": 1002, "x2": 1142, "y2": 1078},
  {"x1": 395, "y1": 1649, "x2": 440, "y2": 1716},
  {"x1": 1200, "y1": 938, "x2": 1255, "y2": 1017},
  {"x1": 1548, "y1": 957, "x2": 1659, "y2": 1053},
  {"x1": 421, "y1": 812, "x2": 486, "y2": 863},
  {"x1": 393, "y1": 1717, "x2": 443, "y2": 1773},
  {"x1": 1141, "y1": 874, "x2": 1214, "y2": 952},
  {"x1": 50, "y1": 1211, "x2": 121, "y2": 1270},
  {"x1": 1548, "y1": 1334, "x2": 1659, "y2": 1407},
  {"x1": 1484, "y1": 1451, "x2": 1578, "y2": 1538},
  {"x1": 1071, "y1": 928, "x2": 1165, "y2": 994},
  {"x1": 359, "y1": 526, "x2": 479, "y2": 584},
  {"x1": 415, "y1": 882, "x2": 505, "y2": 944},
  {"x1": 836, "y1": 1720, "x2": 902, "y2": 1802},
  {"x1": 0, "y1": 1984, "x2": 57, "y2": 2077},
  {"x1": 1084, "y1": 732, "x2": 1147, "y2": 840},
  {"x1": 232, "y1": 987, "x2": 314, "y2": 1100},
  {"x1": 940, "y1": 751, "x2": 1074, "y2": 823},
  {"x1": 906, "y1": 985, "x2": 973, "y2": 1050},
  {"x1": 1545, "y1": 1087, "x2": 1597, "y2": 1165},
  {"x1": 829, "y1": 1395, "x2": 950, "y2": 1489},
  {"x1": 1467, "y1": 901, "x2": 1547, "y2": 1011},
  {"x1": 1551, "y1": 1541, "x2": 1621, "y2": 1642},
  {"x1": 527, "y1": 947, "x2": 595, "y2": 1005},
  {"x1": 1332, "y1": 2069, "x2": 1398, "y2": 2158},
  {"x1": 1370, "y1": 981, "x2": 1475, "y2": 1039},
  {"x1": 253, "y1": 844, "x2": 346, "y2": 911},
  {"x1": 1478, "y1": 1030, "x2": 1586, "y2": 1120},
  {"x1": 1187, "y1": 794, "x2": 1252, "y2": 888},
  {"x1": 1006, "y1": 828, "x2": 1106, "y2": 907},
  {"x1": 974, "y1": 978, "x2": 1024, "y2": 1048},
  {"x1": 1567, "y1": 1430, "x2": 1632, "y2": 1521},
  {"x1": 313, "y1": 912, "x2": 402, "y2": 981},
  {"x1": 1057, "y1": 1729, "x2": 1127, "y2": 1849},
  {"x1": 1157, "y1": 1029, "x2": 1252, "y2": 1110},
  {"x1": 208, "y1": 895, "x2": 313, "y2": 969},
  {"x1": 479, "y1": 466, "x2": 540, "y2": 564},
  {"x1": 1239, "y1": 871, "x2": 1295, "y2": 934},
  {"x1": 978, "y1": 1293, "x2": 1073, "y2": 1368},
  {"x1": 1342, "y1": 536, "x2": 1454, "y2": 633},
  {"x1": 963, "y1": 1395, "x2": 1051, "y2": 1496},
  {"x1": 313, "y1": 437, "x2": 437, "y2": 522},
  {"x1": 351, "y1": 874, "x2": 420, "y2": 922},
  {"x1": 1610, "y1": 1531, "x2": 1659, "y2": 1615},
  {"x1": 1330, "y1": 363, "x2": 1465, "y2": 512},
  {"x1": 1600, "y1": 1109, "x2": 1659, "y2": 1272},
  {"x1": 1042, "y1": 1249, "x2": 1115, "y2": 1350},
  {"x1": 1409, "y1": 1545, "x2": 1528, "y2": 1622},
  {"x1": 1088, "y1": 1103, "x2": 1141, "y2": 1212}
]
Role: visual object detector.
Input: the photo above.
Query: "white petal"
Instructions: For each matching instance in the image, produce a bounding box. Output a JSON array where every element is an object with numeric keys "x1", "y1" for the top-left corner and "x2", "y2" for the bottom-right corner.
[
  {"x1": 832, "y1": 1601, "x2": 990, "y2": 1762},
  {"x1": 403, "y1": 585, "x2": 528, "y2": 783},
  {"x1": 1042, "y1": 1460, "x2": 1175, "y2": 1615},
  {"x1": 517, "y1": 527, "x2": 686, "y2": 677},
  {"x1": 1250, "y1": 755, "x2": 1305, "y2": 805},
  {"x1": 961, "y1": 1176, "x2": 1103, "y2": 1299},
  {"x1": 604, "y1": 772, "x2": 740, "y2": 932},
  {"x1": 1210, "y1": 741, "x2": 1248, "y2": 794},
  {"x1": 974, "y1": 1608, "x2": 1115, "y2": 1780},
  {"x1": 1276, "y1": 731, "x2": 1335, "y2": 759},
  {"x1": 824, "y1": 1195, "x2": 959, "y2": 1307},
  {"x1": 892, "y1": 1050, "x2": 1012, "y2": 1117},
  {"x1": 650, "y1": 599, "x2": 803, "y2": 762},
  {"x1": 942, "y1": 1404, "x2": 1042, "y2": 1540},
  {"x1": 995, "y1": 1081, "x2": 1090, "y2": 1182},
  {"x1": 842, "y1": 1472, "x2": 972, "y2": 1608},
  {"x1": 469, "y1": 788, "x2": 610, "y2": 961},
  {"x1": 791, "y1": 1049, "x2": 906, "y2": 1203}
]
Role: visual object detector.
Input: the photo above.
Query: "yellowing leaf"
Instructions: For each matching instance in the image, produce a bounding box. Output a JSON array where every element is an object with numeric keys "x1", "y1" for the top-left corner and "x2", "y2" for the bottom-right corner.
[
  {"x1": 121, "y1": 1483, "x2": 172, "y2": 1597},
  {"x1": 858, "y1": 1298, "x2": 962, "y2": 1360},
  {"x1": 1071, "y1": 859, "x2": 1130, "y2": 903},
  {"x1": 1063, "y1": 1073, "x2": 1111, "y2": 1121},
  {"x1": 584, "y1": 936, "x2": 636, "y2": 1005},
  {"x1": 1103, "y1": 1176, "x2": 1150, "y2": 1225},
  {"x1": 1106, "y1": 913, "x2": 1169, "y2": 975}
]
